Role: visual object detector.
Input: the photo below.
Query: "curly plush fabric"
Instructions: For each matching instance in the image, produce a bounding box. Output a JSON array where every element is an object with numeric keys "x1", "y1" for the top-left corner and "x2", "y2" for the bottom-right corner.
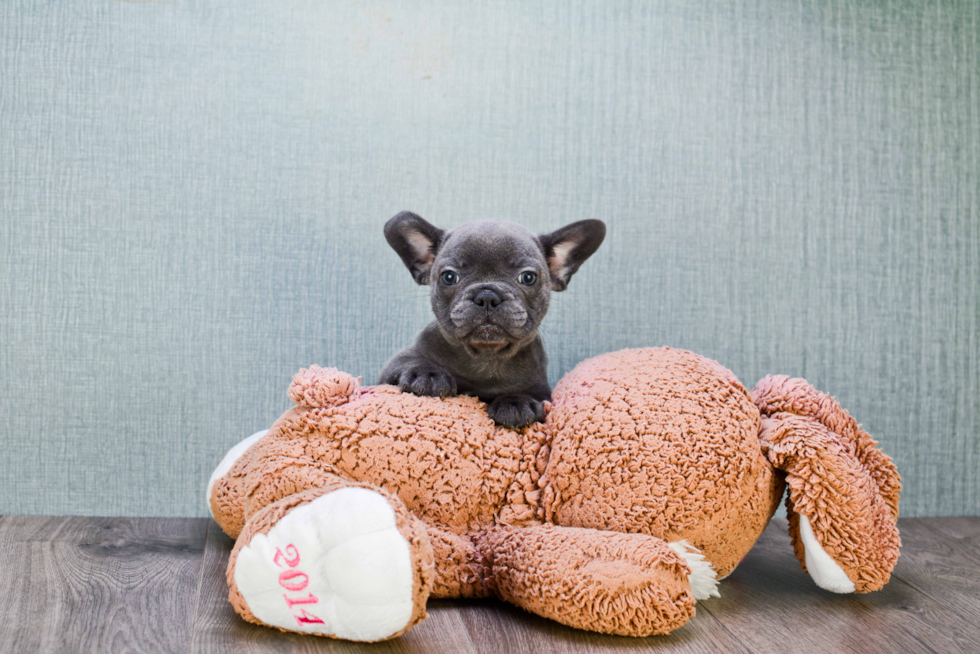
[{"x1": 209, "y1": 347, "x2": 901, "y2": 640}]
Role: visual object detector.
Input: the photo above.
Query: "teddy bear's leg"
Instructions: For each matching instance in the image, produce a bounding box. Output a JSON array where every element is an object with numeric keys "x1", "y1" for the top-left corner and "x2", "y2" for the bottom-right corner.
[
  {"x1": 482, "y1": 523, "x2": 715, "y2": 637},
  {"x1": 227, "y1": 479, "x2": 435, "y2": 642},
  {"x1": 752, "y1": 376, "x2": 902, "y2": 593}
]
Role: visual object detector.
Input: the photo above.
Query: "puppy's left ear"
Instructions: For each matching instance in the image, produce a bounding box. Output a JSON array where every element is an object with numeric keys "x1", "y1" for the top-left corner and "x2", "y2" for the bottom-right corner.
[
  {"x1": 384, "y1": 211, "x2": 446, "y2": 285},
  {"x1": 538, "y1": 219, "x2": 606, "y2": 291}
]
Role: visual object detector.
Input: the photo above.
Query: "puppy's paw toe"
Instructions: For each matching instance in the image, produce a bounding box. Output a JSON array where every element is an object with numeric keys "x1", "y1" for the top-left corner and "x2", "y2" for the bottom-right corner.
[
  {"x1": 427, "y1": 370, "x2": 458, "y2": 397},
  {"x1": 398, "y1": 365, "x2": 457, "y2": 398},
  {"x1": 488, "y1": 396, "x2": 545, "y2": 429}
]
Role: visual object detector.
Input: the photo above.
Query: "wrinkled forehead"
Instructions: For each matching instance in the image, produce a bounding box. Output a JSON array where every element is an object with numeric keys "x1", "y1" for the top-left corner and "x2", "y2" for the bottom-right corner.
[{"x1": 437, "y1": 220, "x2": 546, "y2": 269}]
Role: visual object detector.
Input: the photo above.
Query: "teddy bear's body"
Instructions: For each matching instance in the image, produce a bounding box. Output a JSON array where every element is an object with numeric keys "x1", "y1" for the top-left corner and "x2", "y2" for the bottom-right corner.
[{"x1": 208, "y1": 347, "x2": 900, "y2": 641}]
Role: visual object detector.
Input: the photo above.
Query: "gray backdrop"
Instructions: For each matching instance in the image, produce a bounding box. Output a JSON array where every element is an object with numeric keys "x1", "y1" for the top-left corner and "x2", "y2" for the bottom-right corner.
[{"x1": 1, "y1": 1, "x2": 977, "y2": 518}]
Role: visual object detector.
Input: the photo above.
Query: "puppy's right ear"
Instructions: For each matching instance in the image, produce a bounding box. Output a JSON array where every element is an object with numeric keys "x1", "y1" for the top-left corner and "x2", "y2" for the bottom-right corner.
[
  {"x1": 384, "y1": 211, "x2": 446, "y2": 285},
  {"x1": 538, "y1": 219, "x2": 606, "y2": 291}
]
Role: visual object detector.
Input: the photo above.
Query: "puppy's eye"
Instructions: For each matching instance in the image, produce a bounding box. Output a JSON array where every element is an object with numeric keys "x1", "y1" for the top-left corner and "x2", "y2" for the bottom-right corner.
[
  {"x1": 441, "y1": 271, "x2": 459, "y2": 285},
  {"x1": 519, "y1": 271, "x2": 537, "y2": 286}
]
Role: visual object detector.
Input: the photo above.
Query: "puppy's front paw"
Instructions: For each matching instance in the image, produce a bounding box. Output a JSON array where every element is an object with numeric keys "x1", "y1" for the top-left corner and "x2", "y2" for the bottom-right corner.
[
  {"x1": 487, "y1": 396, "x2": 546, "y2": 429},
  {"x1": 389, "y1": 363, "x2": 458, "y2": 398}
]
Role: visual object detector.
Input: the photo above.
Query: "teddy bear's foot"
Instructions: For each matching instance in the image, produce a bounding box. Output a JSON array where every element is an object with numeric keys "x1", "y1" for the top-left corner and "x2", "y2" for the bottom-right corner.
[
  {"x1": 227, "y1": 485, "x2": 434, "y2": 642},
  {"x1": 753, "y1": 376, "x2": 902, "y2": 594}
]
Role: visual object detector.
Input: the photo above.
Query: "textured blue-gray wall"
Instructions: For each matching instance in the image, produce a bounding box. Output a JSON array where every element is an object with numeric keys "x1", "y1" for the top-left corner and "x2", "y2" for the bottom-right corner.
[{"x1": 1, "y1": 1, "x2": 977, "y2": 517}]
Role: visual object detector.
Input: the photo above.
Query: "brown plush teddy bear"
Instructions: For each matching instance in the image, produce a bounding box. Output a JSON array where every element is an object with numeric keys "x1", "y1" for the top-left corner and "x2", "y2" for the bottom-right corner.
[{"x1": 207, "y1": 347, "x2": 901, "y2": 641}]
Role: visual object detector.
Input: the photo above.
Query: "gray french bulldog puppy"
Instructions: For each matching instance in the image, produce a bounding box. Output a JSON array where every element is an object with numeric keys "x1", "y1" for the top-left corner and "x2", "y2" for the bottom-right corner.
[{"x1": 379, "y1": 211, "x2": 606, "y2": 428}]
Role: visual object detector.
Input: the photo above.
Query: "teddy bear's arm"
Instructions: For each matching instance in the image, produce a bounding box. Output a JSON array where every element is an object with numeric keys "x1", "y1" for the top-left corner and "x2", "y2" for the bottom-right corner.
[
  {"x1": 753, "y1": 376, "x2": 901, "y2": 593},
  {"x1": 481, "y1": 523, "x2": 702, "y2": 637}
]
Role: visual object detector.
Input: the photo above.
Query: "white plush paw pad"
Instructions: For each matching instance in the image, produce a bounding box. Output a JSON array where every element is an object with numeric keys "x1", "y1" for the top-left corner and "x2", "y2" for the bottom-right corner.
[
  {"x1": 798, "y1": 514, "x2": 856, "y2": 593},
  {"x1": 206, "y1": 429, "x2": 269, "y2": 511},
  {"x1": 234, "y1": 488, "x2": 415, "y2": 641}
]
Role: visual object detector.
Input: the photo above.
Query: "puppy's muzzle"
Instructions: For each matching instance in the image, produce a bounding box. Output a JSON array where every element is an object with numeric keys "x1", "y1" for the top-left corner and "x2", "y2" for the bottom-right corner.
[{"x1": 450, "y1": 284, "x2": 529, "y2": 337}]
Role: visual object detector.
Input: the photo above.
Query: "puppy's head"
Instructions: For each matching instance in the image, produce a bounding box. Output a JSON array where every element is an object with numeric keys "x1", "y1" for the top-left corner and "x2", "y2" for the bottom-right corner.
[{"x1": 385, "y1": 212, "x2": 605, "y2": 357}]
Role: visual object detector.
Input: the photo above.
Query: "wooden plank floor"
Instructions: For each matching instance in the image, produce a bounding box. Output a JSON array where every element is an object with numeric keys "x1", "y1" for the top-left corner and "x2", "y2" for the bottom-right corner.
[{"x1": 0, "y1": 517, "x2": 977, "y2": 653}]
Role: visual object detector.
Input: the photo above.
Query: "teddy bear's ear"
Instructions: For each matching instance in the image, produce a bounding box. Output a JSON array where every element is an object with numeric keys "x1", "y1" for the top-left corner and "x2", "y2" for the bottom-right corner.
[
  {"x1": 289, "y1": 366, "x2": 360, "y2": 408},
  {"x1": 384, "y1": 211, "x2": 446, "y2": 285},
  {"x1": 537, "y1": 219, "x2": 606, "y2": 291}
]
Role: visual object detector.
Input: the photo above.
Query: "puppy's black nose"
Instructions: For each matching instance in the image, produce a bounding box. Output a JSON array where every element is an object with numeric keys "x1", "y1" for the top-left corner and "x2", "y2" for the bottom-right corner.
[{"x1": 473, "y1": 289, "x2": 503, "y2": 309}]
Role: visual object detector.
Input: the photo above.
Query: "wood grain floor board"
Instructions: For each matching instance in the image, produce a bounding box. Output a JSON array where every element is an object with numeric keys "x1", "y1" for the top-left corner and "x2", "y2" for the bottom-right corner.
[
  {"x1": 699, "y1": 520, "x2": 979, "y2": 654},
  {"x1": 0, "y1": 516, "x2": 208, "y2": 654},
  {"x1": 924, "y1": 516, "x2": 980, "y2": 541},
  {"x1": 452, "y1": 595, "x2": 750, "y2": 654},
  {"x1": 887, "y1": 518, "x2": 980, "y2": 632}
]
